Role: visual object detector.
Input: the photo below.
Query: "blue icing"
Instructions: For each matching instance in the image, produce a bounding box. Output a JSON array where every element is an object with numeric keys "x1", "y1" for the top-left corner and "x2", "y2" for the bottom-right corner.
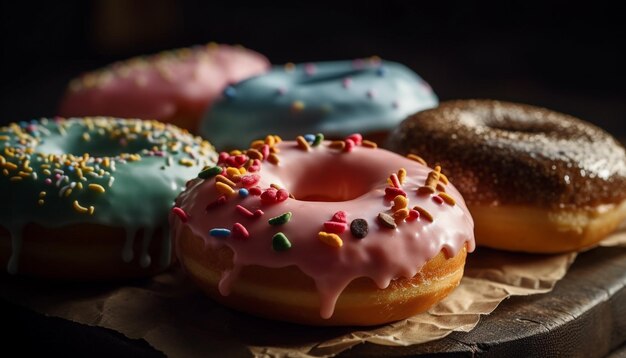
[{"x1": 200, "y1": 59, "x2": 438, "y2": 149}]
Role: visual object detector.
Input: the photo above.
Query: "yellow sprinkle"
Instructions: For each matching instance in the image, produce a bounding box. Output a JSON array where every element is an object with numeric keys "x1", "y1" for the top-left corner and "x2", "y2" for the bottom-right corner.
[
  {"x1": 329, "y1": 141, "x2": 346, "y2": 150},
  {"x1": 88, "y1": 184, "x2": 106, "y2": 193},
  {"x1": 246, "y1": 148, "x2": 263, "y2": 160},
  {"x1": 250, "y1": 140, "x2": 265, "y2": 149},
  {"x1": 9, "y1": 176, "x2": 22, "y2": 182},
  {"x1": 216, "y1": 181, "x2": 236, "y2": 196},
  {"x1": 398, "y1": 168, "x2": 407, "y2": 184},
  {"x1": 361, "y1": 140, "x2": 378, "y2": 148},
  {"x1": 439, "y1": 173, "x2": 449, "y2": 185},
  {"x1": 72, "y1": 200, "x2": 90, "y2": 214},
  {"x1": 226, "y1": 167, "x2": 241, "y2": 179},
  {"x1": 292, "y1": 100, "x2": 305, "y2": 111},
  {"x1": 0, "y1": 135, "x2": 10, "y2": 141},
  {"x1": 216, "y1": 174, "x2": 236, "y2": 187},
  {"x1": 393, "y1": 208, "x2": 410, "y2": 221},
  {"x1": 268, "y1": 153, "x2": 280, "y2": 165},
  {"x1": 296, "y1": 136, "x2": 310, "y2": 151},
  {"x1": 82, "y1": 132, "x2": 91, "y2": 141},
  {"x1": 229, "y1": 149, "x2": 242, "y2": 156},
  {"x1": 270, "y1": 146, "x2": 280, "y2": 154},
  {"x1": 391, "y1": 195, "x2": 408, "y2": 211},
  {"x1": 38, "y1": 199, "x2": 44, "y2": 206},
  {"x1": 22, "y1": 159, "x2": 30, "y2": 169},
  {"x1": 438, "y1": 192, "x2": 456, "y2": 206},
  {"x1": 318, "y1": 232, "x2": 343, "y2": 248},
  {"x1": 77, "y1": 182, "x2": 83, "y2": 190},
  {"x1": 270, "y1": 183, "x2": 282, "y2": 190},
  {"x1": 76, "y1": 168, "x2": 84, "y2": 180},
  {"x1": 103, "y1": 158, "x2": 110, "y2": 168},
  {"x1": 179, "y1": 158, "x2": 194, "y2": 167},
  {"x1": 437, "y1": 183, "x2": 446, "y2": 193},
  {"x1": 39, "y1": 191, "x2": 46, "y2": 198},
  {"x1": 273, "y1": 135, "x2": 282, "y2": 143},
  {"x1": 265, "y1": 135, "x2": 276, "y2": 147},
  {"x1": 0, "y1": 155, "x2": 6, "y2": 165},
  {"x1": 407, "y1": 154, "x2": 427, "y2": 166},
  {"x1": 89, "y1": 206, "x2": 95, "y2": 215},
  {"x1": 413, "y1": 206, "x2": 434, "y2": 222},
  {"x1": 18, "y1": 171, "x2": 30, "y2": 178},
  {"x1": 238, "y1": 167, "x2": 246, "y2": 174},
  {"x1": 64, "y1": 188, "x2": 73, "y2": 197},
  {"x1": 2, "y1": 168, "x2": 8, "y2": 176},
  {"x1": 3, "y1": 162, "x2": 17, "y2": 171}
]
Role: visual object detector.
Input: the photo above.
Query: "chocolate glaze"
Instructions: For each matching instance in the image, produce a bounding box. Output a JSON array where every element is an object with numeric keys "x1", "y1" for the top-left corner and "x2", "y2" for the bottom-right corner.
[{"x1": 387, "y1": 99, "x2": 626, "y2": 208}]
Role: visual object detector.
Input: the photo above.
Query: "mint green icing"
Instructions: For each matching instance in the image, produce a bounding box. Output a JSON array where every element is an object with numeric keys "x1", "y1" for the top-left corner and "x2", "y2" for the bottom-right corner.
[
  {"x1": 0, "y1": 117, "x2": 216, "y2": 275},
  {"x1": 200, "y1": 58, "x2": 438, "y2": 149}
]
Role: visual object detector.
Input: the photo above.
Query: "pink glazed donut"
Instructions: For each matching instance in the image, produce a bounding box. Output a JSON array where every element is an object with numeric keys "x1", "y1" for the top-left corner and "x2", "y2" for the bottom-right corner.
[
  {"x1": 170, "y1": 133, "x2": 475, "y2": 326},
  {"x1": 58, "y1": 43, "x2": 269, "y2": 132}
]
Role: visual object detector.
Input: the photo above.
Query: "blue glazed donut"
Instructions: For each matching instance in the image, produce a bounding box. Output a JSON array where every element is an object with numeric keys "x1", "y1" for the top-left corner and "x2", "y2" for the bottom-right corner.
[{"x1": 200, "y1": 58, "x2": 438, "y2": 148}]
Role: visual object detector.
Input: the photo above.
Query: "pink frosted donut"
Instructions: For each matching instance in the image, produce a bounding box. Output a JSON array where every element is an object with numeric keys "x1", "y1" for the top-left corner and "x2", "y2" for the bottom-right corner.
[
  {"x1": 170, "y1": 134, "x2": 475, "y2": 326},
  {"x1": 58, "y1": 43, "x2": 269, "y2": 131}
]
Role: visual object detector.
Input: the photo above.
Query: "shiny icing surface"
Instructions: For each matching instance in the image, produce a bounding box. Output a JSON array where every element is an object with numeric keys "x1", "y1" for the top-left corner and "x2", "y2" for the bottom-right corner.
[
  {"x1": 387, "y1": 99, "x2": 626, "y2": 208},
  {"x1": 200, "y1": 58, "x2": 438, "y2": 148},
  {"x1": 0, "y1": 117, "x2": 217, "y2": 274},
  {"x1": 172, "y1": 135, "x2": 474, "y2": 319},
  {"x1": 59, "y1": 43, "x2": 269, "y2": 126}
]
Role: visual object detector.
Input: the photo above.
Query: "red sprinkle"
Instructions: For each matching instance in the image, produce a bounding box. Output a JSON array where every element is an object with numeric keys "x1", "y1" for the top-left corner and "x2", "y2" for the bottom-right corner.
[
  {"x1": 385, "y1": 187, "x2": 407, "y2": 200},
  {"x1": 232, "y1": 223, "x2": 249, "y2": 239},
  {"x1": 218, "y1": 152, "x2": 229, "y2": 164},
  {"x1": 344, "y1": 139, "x2": 355, "y2": 152},
  {"x1": 389, "y1": 173, "x2": 401, "y2": 188},
  {"x1": 172, "y1": 207, "x2": 189, "y2": 223},
  {"x1": 241, "y1": 174, "x2": 261, "y2": 188},
  {"x1": 276, "y1": 189, "x2": 289, "y2": 202},
  {"x1": 206, "y1": 195, "x2": 227, "y2": 210},
  {"x1": 253, "y1": 209, "x2": 264, "y2": 217},
  {"x1": 260, "y1": 188, "x2": 278, "y2": 204},
  {"x1": 249, "y1": 186, "x2": 262, "y2": 196},
  {"x1": 331, "y1": 211, "x2": 347, "y2": 223},
  {"x1": 235, "y1": 155, "x2": 248, "y2": 165},
  {"x1": 346, "y1": 133, "x2": 363, "y2": 145},
  {"x1": 236, "y1": 205, "x2": 255, "y2": 218},
  {"x1": 407, "y1": 209, "x2": 420, "y2": 221},
  {"x1": 261, "y1": 144, "x2": 270, "y2": 160},
  {"x1": 432, "y1": 195, "x2": 444, "y2": 205},
  {"x1": 324, "y1": 221, "x2": 347, "y2": 234}
]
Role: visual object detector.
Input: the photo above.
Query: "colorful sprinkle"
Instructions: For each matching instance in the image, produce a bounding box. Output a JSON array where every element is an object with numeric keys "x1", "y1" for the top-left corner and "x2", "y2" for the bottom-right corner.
[
  {"x1": 216, "y1": 174, "x2": 236, "y2": 187},
  {"x1": 312, "y1": 133, "x2": 324, "y2": 146},
  {"x1": 389, "y1": 173, "x2": 401, "y2": 188},
  {"x1": 397, "y1": 168, "x2": 407, "y2": 184},
  {"x1": 209, "y1": 228, "x2": 231, "y2": 238},
  {"x1": 272, "y1": 232, "x2": 291, "y2": 251},
  {"x1": 407, "y1": 209, "x2": 420, "y2": 221},
  {"x1": 238, "y1": 188, "x2": 249, "y2": 197},
  {"x1": 248, "y1": 186, "x2": 262, "y2": 196},
  {"x1": 205, "y1": 195, "x2": 227, "y2": 210},
  {"x1": 432, "y1": 195, "x2": 444, "y2": 205},
  {"x1": 385, "y1": 187, "x2": 407, "y2": 200},
  {"x1": 304, "y1": 134, "x2": 316, "y2": 143},
  {"x1": 172, "y1": 207, "x2": 189, "y2": 222},
  {"x1": 268, "y1": 211, "x2": 292, "y2": 225},
  {"x1": 292, "y1": 100, "x2": 305, "y2": 111},
  {"x1": 344, "y1": 138, "x2": 355, "y2": 152},
  {"x1": 361, "y1": 140, "x2": 377, "y2": 149},
  {"x1": 391, "y1": 195, "x2": 408, "y2": 211},
  {"x1": 329, "y1": 140, "x2": 345, "y2": 150},
  {"x1": 88, "y1": 183, "x2": 106, "y2": 193},
  {"x1": 323, "y1": 221, "x2": 347, "y2": 234},
  {"x1": 267, "y1": 153, "x2": 280, "y2": 165},
  {"x1": 377, "y1": 212, "x2": 397, "y2": 229},
  {"x1": 318, "y1": 231, "x2": 343, "y2": 248},
  {"x1": 296, "y1": 136, "x2": 310, "y2": 151},
  {"x1": 413, "y1": 206, "x2": 433, "y2": 222},
  {"x1": 438, "y1": 192, "x2": 456, "y2": 205},
  {"x1": 346, "y1": 133, "x2": 363, "y2": 145},
  {"x1": 393, "y1": 208, "x2": 410, "y2": 221},
  {"x1": 331, "y1": 211, "x2": 347, "y2": 223},
  {"x1": 407, "y1": 153, "x2": 427, "y2": 166},
  {"x1": 231, "y1": 223, "x2": 250, "y2": 240},
  {"x1": 350, "y1": 218, "x2": 369, "y2": 239},
  {"x1": 216, "y1": 181, "x2": 236, "y2": 196}
]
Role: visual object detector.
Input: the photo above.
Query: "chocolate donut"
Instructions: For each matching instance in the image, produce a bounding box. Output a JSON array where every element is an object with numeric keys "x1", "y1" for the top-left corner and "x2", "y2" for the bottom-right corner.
[{"x1": 387, "y1": 99, "x2": 626, "y2": 253}]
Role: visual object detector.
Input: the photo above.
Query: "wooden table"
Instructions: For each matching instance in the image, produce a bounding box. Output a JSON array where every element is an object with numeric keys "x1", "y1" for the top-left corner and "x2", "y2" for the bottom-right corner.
[{"x1": 3, "y1": 245, "x2": 625, "y2": 357}]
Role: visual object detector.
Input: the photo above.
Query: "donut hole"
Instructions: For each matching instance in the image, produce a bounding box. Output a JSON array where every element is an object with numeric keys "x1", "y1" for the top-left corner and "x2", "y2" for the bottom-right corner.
[
  {"x1": 36, "y1": 124, "x2": 156, "y2": 157},
  {"x1": 288, "y1": 160, "x2": 381, "y2": 202}
]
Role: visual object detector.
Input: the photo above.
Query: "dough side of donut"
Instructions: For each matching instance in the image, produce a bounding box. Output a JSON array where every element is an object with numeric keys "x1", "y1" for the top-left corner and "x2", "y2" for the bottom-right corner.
[
  {"x1": 0, "y1": 224, "x2": 172, "y2": 280},
  {"x1": 177, "y1": 225, "x2": 467, "y2": 326},
  {"x1": 470, "y1": 199, "x2": 626, "y2": 253}
]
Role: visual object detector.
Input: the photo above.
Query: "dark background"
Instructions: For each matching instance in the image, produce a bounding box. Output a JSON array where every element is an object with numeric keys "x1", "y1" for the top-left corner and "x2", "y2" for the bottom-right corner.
[{"x1": 1, "y1": 1, "x2": 625, "y2": 137}]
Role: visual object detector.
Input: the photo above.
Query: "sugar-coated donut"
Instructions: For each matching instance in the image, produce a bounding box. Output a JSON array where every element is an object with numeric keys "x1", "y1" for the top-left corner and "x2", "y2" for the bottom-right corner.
[
  {"x1": 0, "y1": 117, "x2": 217, "y2": 279},
  {"x1": 171, "y1": 133, "x2": 474, "y2": 326},
  {"x1": 200, "y1": 58, "x2": 438, "y2": 149},
  {"x1": 387, "y1": 99, "x2": 626, "y2": 253},
  {"x1": 59, "y1": 43, "x2": 269, "y2": 132}
]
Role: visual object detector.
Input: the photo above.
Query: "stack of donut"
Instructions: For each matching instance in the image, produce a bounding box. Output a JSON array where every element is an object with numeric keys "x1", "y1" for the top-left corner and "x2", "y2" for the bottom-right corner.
[{"x1": 3, "y1": 42, "x2": 624, "y2": 327}]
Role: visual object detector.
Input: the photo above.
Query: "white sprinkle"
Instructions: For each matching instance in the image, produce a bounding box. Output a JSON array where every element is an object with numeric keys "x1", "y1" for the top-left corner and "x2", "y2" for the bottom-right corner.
[{"x1": 108, "y1": 176, "x2": 115, "y2": 187}]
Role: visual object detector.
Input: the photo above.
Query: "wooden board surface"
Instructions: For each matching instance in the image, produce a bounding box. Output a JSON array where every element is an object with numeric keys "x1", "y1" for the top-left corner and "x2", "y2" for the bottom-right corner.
[{"x1": 3, "y1": 246, "x2": 626, "y2": 357}]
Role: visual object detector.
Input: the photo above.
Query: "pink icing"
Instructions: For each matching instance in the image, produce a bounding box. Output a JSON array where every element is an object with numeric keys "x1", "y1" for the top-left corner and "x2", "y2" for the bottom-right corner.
[
  {"x1": 59, "y1": 44, "x2": 269, "y2": 125},
  {"x1": 172, "y1": 140, "x2": 475, "y2": 319}
]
